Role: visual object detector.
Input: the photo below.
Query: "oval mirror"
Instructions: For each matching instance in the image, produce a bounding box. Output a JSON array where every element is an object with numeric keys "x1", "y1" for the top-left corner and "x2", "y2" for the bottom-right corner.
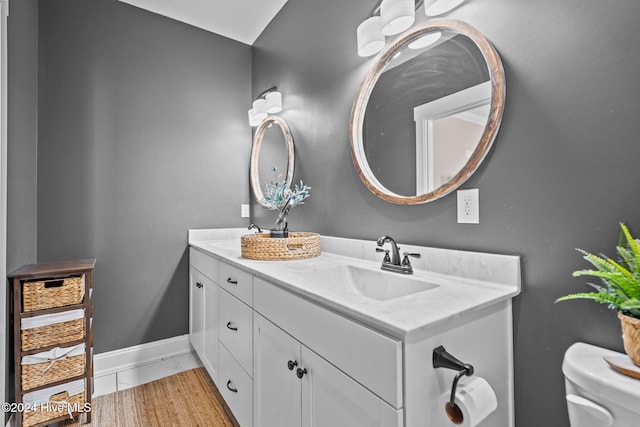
[
  {"x1": 350, "y1": 19, "x2": 505, "y2": 204},
  {"x1": 250, "y1": 116, "x2": 295, "y2": 208}
]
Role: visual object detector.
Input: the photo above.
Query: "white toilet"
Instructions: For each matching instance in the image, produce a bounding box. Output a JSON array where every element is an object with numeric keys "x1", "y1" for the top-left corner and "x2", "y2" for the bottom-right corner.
[{"x1": 562, "y1": 342, "x2": 640, "y2": 426}]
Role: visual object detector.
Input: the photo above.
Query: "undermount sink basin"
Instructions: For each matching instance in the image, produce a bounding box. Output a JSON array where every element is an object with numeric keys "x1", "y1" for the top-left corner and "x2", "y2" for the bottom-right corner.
[{"x1": 303, "y1": 264, "x2": 438, "y2": 301}]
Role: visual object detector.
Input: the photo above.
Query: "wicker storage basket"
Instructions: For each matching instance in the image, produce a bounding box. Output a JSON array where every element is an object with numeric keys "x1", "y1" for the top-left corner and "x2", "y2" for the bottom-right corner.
[
  {"x1": 619, "y1": 312, "x2": 640, "y2": 366},
  {"x1": 22, "y1": 390, "x2": 85, "y2": 427},
  {"x1": 241, "y1": 232, "x2": 321, "y2": 261},
  {"x1": 22, "y1": 275, "x2": 85, "y2": 312},
  {"x1": 21, "y1": 318, "x2": 85, "y2": 352},
  {"x1": 22, "y1": 352, "x2": 85, "y2": 391}
]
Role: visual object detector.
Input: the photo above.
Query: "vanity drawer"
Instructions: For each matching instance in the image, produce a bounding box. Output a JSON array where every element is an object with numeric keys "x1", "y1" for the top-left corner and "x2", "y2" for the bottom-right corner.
[
  {"x1": 190, "y1": 248, "x2": 219, "y2": 283},
  {"x1": 253, "y1": 278, "x2": 402, "y2": 409},
  {"x1": 219, "y1": 289, "x2": 253, "y2": 376},
  {"x1": 219, "y1": 262, "x2": 253, "y2": 306},
  {"x1": 219, "y1": 343, "x2": 253, "y2": 427}
]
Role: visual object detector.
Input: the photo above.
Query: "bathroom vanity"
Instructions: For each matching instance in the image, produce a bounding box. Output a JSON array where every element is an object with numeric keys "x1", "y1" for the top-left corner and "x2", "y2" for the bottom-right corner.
[{"x1": 188, "y1": 228, "x2": 520, "y2": 427}]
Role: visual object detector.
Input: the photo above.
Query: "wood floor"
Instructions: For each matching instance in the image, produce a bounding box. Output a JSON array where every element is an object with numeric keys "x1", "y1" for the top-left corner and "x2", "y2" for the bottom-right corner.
[{"x1": 59, "y1": 368, "x2": 238, "y2": 427}]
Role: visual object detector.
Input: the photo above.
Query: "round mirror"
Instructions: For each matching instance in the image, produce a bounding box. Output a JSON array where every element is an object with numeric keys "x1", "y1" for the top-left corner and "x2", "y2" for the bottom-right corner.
[
  {"x1": 250, "y1": 116, "x2": 295, "y2": 208},
  {"x1": 350, "y1": 19, "x2": 505, "y2": 204}
]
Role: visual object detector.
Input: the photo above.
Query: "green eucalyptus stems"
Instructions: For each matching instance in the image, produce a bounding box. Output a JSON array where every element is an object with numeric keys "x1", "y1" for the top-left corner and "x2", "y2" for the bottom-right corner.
[
  {"x1": 262, "y1": 167, "x2": 311, "y2": 229},
  {"x1": 556, "y1": 223, "x2": 640, "y2": 319}
]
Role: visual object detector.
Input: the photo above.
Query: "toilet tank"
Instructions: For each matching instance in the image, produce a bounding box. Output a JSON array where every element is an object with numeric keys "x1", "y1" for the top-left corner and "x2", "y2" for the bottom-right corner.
[{"x1": 562, "y1": 342, "x2": 640, "y2": 427}]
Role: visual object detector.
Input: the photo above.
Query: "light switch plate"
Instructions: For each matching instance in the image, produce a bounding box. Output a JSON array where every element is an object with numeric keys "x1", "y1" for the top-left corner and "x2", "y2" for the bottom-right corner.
[
  {"x1": 241, "y1": 204, "x2": 250, "y2": 218},
  {"x1": 457, "y1": 189, "x2": 479, "y2": 224}
]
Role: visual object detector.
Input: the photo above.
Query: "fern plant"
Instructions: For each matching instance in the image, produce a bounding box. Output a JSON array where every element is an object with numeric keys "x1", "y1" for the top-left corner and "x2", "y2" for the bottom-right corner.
[{"x1": 556, "y1": 223, "x2": 640, "y2": 319}]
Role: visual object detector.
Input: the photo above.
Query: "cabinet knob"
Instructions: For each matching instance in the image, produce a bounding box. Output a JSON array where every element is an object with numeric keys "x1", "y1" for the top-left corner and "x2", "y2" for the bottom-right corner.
[
  {"x1": 196, "y1": 282, "x2": 203, "y2": 289},
  {"x1": 226, "y1": 380, "x2": 238, "y2": 393},
  {"x1": 296, "y1": 367, "x2": 308, "y2": 379},
  {"x1": 287, "y1": 360, "x2": 298, "y2": 371},
  {"x1": 226, "y1": 321, "x2": 238, "y2": 331},
  {"x1": 226, "y1": 277, "x2": 238, "y2": 285}
]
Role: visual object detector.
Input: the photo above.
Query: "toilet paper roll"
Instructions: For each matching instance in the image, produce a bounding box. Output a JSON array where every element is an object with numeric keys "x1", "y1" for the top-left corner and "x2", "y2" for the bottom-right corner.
[{"x1": 437, "y1": 376, "x2": 498, "y2": 426}]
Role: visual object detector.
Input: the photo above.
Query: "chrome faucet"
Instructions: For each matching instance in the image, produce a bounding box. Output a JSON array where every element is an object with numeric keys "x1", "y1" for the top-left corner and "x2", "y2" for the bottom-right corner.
[{"x1": 376, "y1": 235, "x2": 421, "y2": 274}]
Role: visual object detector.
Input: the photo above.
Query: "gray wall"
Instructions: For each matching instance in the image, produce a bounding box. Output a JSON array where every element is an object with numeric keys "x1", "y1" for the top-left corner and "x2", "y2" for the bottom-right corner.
[
  {"x1": 37, "y1": 0, "x2": 252, "y2": 353},
  {"x1": 8, "y1": 0, "x2": 38, "y2": 273},
  {"x1": 6, "y1": 0, "x2": 39, "y2": 407},
  {"x1": 252, "y1": 0, "x2": 640, "y2": 425}
]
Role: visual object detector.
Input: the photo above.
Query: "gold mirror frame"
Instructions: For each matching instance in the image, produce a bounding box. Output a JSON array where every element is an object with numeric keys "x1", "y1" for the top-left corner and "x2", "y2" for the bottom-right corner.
[
  {"x1": 250, "y1": 115, "x2": 295, "y2": 208},
  {"x1": 349, "y1": 19, "x2": 506, "y2": 205}
]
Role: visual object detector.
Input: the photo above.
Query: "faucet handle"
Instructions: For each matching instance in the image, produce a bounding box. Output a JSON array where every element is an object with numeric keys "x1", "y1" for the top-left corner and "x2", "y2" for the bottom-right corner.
[
  {"x1": 402, "y1": 252, "x2": 421, "y2": 266},
  {"x1": 376, "y1": 247, "x2": 391, "y2": 263}
]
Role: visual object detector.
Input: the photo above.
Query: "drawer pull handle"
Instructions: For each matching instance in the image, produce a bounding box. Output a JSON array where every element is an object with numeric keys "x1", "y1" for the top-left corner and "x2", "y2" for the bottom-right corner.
[
  {"x1": 196, "y1": 282, "x2": 203, "y2": 289},
  {"x1": 287, "y1": 360, "x2": 298, "y2": 371},
  {"x1": 296, "y1": 368, "x2": 308, "y2": 379},
  {"x1": 226, "y1": 321, "x2": 238, "y2": 331},
  {"x1": 226, "y1": 278, "x2": 238, "y2": 285},
  {"x1": 226, "y1": 380, "x2": 238, "y2": 393}
]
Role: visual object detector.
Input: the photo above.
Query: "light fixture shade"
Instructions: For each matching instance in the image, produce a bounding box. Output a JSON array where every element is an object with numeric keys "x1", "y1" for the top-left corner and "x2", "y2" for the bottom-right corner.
[
  {"x1": 253, "y1": 98, "x2": 268, "y2": 121},
  {"x1": 357, "y1": 16, "x2": 385, "y2": 57},
  {"x1": 425, "y1": 0, "x2": 465, "y2": 16},
  {"x1": 380, "y1": 0, "x2": 415, "y2": 36},
  {"x1": 248, "y1": 108, "x2": 261, "y2": 127},
  {"x1": 408, "y1": 31, "x2": 442, "y2": 50},
  {"x1": 266, "y1": 91, "x2": 282, "y2": 114}
]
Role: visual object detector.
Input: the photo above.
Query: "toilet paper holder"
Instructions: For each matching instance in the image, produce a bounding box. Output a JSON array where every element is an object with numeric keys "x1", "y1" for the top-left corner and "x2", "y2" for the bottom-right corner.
[{"x1": 433, "y1": 345, "x2": 474, "y2": 408}]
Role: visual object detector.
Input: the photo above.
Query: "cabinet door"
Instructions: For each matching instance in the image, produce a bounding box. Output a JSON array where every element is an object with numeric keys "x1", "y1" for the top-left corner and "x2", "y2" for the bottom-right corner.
[
  {"x1": 202, "y1": 280, "x2": 219, "y2": 383},
  {"x1": 254, "y1": 314, "x2": 301, "y2": 427},
  {"x1": 301, "y1": 346, "x2": 403, "y2": 427},
  {"x1": 189, "y1": 267, "x2": 204, "y2": 358}
]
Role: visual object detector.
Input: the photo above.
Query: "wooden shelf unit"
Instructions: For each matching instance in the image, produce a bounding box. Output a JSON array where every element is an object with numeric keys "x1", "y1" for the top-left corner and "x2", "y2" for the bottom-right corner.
[{"x1": 9, "y1": 259, "x2": 96, "y2": 427}]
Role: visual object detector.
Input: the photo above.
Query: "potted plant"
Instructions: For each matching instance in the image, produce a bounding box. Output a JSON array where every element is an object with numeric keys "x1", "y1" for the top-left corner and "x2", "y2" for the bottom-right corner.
[
  {"x1": 261, "y1": 167, "x2": 311, "y2": 238},
  {"x1": 556, "y1": 223, "x2": 640, "y2": 366}
]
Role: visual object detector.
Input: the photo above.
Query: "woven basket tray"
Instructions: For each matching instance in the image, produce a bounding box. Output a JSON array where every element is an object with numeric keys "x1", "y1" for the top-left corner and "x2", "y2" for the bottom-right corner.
[
  {"x1": 22, "y1": 353, "x2": 85, "y2": 391},
  {"x1": 22, "y1": 390, "x2": 85, "y2": 427},
  {"x1": 21, "y1": 319, "x2": 85, "y2": 352},
  {"x1": 241, "y1": 232, "x2": 321, "y2": 261},
  {"x1": 23, "y1": 275, "x2": 85, "y2": 312}
]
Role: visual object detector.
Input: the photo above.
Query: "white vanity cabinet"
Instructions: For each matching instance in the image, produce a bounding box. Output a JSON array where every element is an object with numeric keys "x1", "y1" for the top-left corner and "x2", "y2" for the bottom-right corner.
[
  {"x1": 189, "y1": 248, "x2": 220, "y2": 383},
  {"x1": 189, "y1": 230, "x2": 520, "y2": 427}
]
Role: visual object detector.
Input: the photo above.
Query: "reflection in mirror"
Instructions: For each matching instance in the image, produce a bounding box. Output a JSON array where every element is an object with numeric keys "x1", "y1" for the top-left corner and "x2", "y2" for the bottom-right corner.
[
  {"x1": 250, "y1": 116, "x2": 295, "y2": 208},
  {"x1": 258, "y1": 124, "x2": 290, "y2": 185},
  {"x1": 350, "y1": 20, "x2": 505, "y2": 204}
]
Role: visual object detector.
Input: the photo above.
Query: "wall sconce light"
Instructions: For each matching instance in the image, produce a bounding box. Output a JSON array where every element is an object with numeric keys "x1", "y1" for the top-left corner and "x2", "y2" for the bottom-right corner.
[
  {"x1": 357, "y1": 17, "x2": 385, "y2": 57},
  {"x1": 381, "y1": 0, "x2": 415, "y2": 36},
  {"x1": 424, "y1": 0, "x2": 465, "y2": 16},
  {"x1": 356, "y1": 0, "x2": 465, "y2": 57},
  {"x1": 248, "y1": 86, "x2": 283, "y2": 127}
]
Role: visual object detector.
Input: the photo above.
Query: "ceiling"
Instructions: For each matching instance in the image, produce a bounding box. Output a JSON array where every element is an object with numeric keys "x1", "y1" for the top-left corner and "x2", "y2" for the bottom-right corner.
[{"x1": 118, "y1": 0, "x2": 288, "y2": 45}]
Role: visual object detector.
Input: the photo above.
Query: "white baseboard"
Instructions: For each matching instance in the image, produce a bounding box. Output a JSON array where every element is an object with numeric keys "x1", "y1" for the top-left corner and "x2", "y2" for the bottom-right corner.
[{"x1": 93, "y1": 334, "x2": 201, "y2": 397}]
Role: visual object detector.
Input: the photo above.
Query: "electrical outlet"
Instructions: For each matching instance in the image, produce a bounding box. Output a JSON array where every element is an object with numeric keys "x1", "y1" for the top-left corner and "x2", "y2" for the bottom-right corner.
[
  {"x1": 241, "y1": 204, "x2": 250, "y2": 218},
  {"x1": 457, "y1": 189, "x2": 479, "y2": 224}
]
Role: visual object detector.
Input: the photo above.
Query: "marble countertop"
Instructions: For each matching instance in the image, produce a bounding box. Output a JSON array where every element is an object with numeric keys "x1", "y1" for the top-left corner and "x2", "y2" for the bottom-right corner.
[{"x1": 189, "y1": 228, "x2": 521, "y2": 340}]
